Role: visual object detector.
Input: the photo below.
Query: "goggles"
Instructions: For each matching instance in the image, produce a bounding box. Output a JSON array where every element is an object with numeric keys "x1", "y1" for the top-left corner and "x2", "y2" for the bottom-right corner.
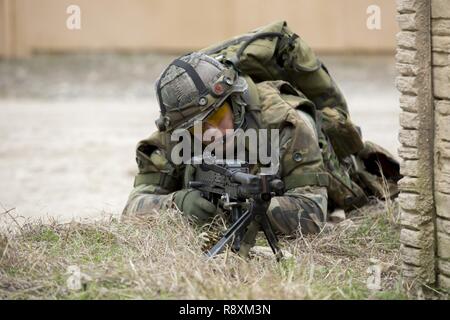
[{"x1": 189, "y1": 101, "x2": 233, "y2": 134}]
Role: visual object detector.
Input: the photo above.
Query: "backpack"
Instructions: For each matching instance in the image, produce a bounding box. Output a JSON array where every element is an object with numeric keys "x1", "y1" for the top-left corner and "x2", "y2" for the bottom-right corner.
[{"x1": 200, "y1": 20, "x2": 401, "y2": 211}]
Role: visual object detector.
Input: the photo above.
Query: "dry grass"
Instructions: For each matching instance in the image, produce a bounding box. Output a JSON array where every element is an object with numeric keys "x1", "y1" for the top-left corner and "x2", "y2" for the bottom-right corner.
[{"x1": 0, "y1": 199, "x2": 439, "y2": 300}]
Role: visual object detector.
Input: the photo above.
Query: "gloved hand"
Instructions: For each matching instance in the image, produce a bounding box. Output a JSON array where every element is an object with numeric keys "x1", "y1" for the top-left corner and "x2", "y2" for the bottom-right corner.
[{"x1": 173, "y1": 189, "x2": 216, "y2": 223}]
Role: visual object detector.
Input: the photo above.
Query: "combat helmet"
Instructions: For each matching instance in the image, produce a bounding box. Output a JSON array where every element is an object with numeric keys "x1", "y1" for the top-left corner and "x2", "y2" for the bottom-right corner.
[{"x1": 154, "y1": 52, "x2": 251, "y2": 132}]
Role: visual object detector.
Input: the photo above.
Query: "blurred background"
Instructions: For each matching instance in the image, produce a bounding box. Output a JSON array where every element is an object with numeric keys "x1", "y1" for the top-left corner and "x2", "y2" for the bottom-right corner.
[{"x1": 0, "y1": 0, "x2": 400, "y2": 222}]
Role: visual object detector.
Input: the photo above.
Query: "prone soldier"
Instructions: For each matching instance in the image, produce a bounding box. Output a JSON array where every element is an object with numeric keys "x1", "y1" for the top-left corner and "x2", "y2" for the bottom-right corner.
[{"x1": 122, "y1": 21, "x2": 401, "y2": 238}]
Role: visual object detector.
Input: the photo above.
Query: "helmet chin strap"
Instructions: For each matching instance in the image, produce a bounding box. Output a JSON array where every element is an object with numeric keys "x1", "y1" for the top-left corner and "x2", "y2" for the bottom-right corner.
[{"x1": 231, "y1": 95, "x2": 247, "y2": 129}]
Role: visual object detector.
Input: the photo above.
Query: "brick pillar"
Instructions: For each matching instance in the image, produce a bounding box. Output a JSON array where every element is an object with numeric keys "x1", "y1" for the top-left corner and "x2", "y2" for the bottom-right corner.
[
  {"x1": 396, "y1": 0, "x2": 436, "y2": 285},
  {"x1": 432, "y1": 0, "x2": 450, "y2": 290}
]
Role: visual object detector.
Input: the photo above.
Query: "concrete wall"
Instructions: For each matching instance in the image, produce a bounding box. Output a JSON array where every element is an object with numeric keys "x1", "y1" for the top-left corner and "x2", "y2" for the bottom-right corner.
[
  {"x1": 0, "y1": 0, "x2": 398, "y2": 57},
  {"x1": 397, "y1": 0, "x2": 450, "y2": 290}
]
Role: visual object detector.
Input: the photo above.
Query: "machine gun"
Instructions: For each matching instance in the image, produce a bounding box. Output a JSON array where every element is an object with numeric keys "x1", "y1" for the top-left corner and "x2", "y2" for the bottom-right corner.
[{"x1": 187, "y1": 157, "x2": 285, "y2": 260}]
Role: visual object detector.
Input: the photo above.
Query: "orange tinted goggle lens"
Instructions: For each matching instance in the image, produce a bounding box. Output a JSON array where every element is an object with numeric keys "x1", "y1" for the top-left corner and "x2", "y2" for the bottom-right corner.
[
  {"x1": 206, "y1": 101, "x2": 232, "y2": 127},
  {"x1": 190, "y1": 101, "x2": 232, "y2": 133}
]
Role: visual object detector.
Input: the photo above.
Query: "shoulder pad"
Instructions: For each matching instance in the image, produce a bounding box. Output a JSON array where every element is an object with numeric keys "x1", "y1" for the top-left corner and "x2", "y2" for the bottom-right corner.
[{"x1": 136, "y1": 131, "x2": 170, "y2": 173}]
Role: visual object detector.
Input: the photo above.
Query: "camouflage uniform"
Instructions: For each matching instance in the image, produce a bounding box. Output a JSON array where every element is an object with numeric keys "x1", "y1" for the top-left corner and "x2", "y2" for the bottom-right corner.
[{"x1": 122, "y1": 21, "x2": 400, "y2": 236}]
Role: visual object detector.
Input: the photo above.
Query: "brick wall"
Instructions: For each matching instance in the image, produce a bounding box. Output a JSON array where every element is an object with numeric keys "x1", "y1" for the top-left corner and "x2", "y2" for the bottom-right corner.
[
  {"x1": 432, "y1": 0, "x2": 450, "y2": 289},
  {"x1": 396, "y1": 0, "x2": 450, "y2": 290}
]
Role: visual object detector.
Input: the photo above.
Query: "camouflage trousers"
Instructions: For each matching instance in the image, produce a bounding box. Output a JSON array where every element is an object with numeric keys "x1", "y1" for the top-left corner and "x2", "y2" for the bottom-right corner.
[{"x1": 266, "y1": 186, "x2": 328, "y2": 235}]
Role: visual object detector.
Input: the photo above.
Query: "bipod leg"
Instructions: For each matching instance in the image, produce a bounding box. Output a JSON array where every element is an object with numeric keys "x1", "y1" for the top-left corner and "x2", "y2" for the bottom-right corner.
[
  {"x1": 238, "y1": 220, "x2": 260, "y2": 258},
  {"x1": 259, "y1": 212, "x2": 283, "y2": 261},
  {"x1": 231, "y1": 206, "x2": 244, "y2": 251},
  {"x1": 205, "y1": 209, "x2": 252, "y2": 258}
]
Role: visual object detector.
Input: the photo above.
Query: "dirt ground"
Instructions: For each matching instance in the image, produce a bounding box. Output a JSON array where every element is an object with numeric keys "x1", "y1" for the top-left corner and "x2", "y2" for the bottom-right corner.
[{"x1": 0, "y1": 53, "x2": 400, "y2": 223}]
